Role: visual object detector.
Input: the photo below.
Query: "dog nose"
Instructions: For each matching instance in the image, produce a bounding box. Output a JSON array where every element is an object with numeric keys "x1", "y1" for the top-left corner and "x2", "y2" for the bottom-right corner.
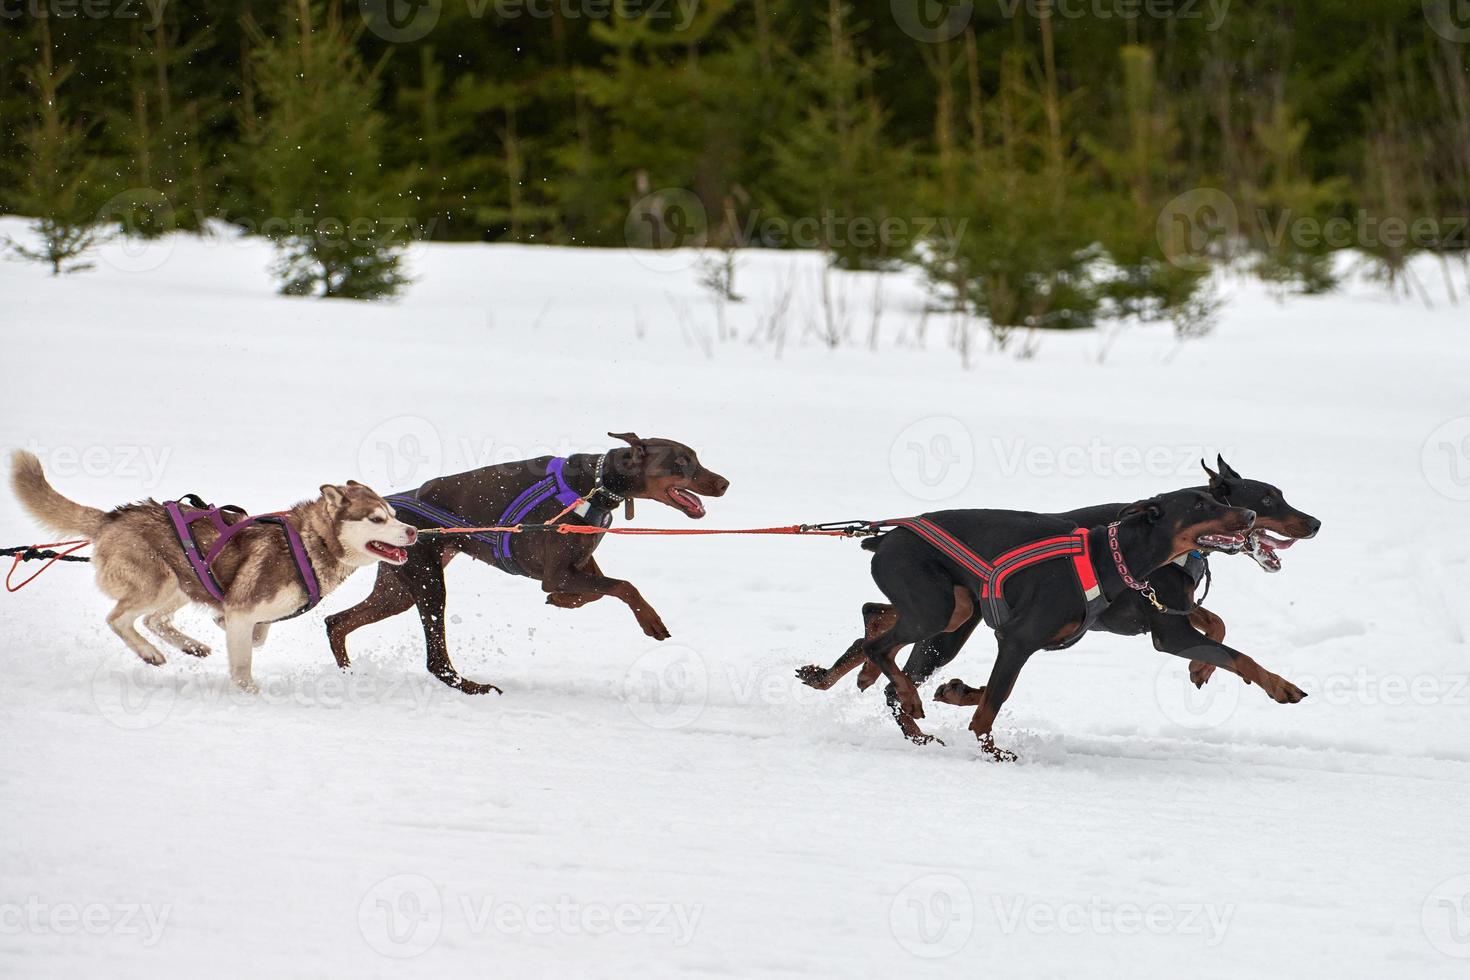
[
  {"x1": 1308, "y1": 517, "x2": 1322, "y2": 535},
  {"x1": 1240, "y1": 509, "x2": 1256, "y2": 525},
  {"x1": 711, "y1": 474, "x2": 730, "y2": 495},
  {"x1": 403, "y1": 526, "x2": 418, "y2": 544}
]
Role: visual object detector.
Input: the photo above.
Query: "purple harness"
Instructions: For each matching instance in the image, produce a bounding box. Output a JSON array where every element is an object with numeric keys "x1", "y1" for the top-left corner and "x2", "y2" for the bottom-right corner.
[
  {"x1": 163, "y1": 494, "x2": 321, "y2": 619},
  {"x1": 388, "y1": 457, "x2": 612, "y2": 577}
]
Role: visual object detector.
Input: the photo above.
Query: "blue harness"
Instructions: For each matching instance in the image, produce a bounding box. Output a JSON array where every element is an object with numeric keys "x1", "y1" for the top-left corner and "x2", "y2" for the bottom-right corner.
[{"x1": 386, "y1": 457, "x2": 613, "y2": 577}]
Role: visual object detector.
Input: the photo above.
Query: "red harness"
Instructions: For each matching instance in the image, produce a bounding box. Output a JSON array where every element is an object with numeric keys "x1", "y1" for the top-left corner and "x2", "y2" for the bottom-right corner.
[{"x1": 885, "y1": 517, "x2": 1106, "y2": 649}]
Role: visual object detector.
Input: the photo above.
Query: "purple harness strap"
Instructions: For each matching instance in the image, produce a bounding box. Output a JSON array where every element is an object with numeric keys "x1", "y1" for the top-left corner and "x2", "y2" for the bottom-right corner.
[{"x1": 164, "y1": 499, "x2": 322, "y2": 619}]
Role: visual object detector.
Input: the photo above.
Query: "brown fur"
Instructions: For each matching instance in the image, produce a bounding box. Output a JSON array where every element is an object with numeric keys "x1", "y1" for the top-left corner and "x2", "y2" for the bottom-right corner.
[{"x1": 10, "y1": 451, "x2": 414, "y2": 692}]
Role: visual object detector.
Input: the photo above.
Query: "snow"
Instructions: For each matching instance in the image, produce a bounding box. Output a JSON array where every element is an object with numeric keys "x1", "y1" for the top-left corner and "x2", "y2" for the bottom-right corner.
[{"x1": 2, "y1": 215, "x2": 1468, "y2": 977}]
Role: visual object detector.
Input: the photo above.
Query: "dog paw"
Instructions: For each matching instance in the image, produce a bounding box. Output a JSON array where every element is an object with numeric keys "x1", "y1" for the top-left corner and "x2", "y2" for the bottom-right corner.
[
  {"x1": 1269, "y1": 678, "x2": 1308, "y2": 704},
  {"x1": 181, "y1": 642, "x2": 211, "y2": 658},
  {"x1": 908, "y1": 732, "x2": 946, "y2": 747},
  {"x1": 795, "y1": 664, "x2": 828, "y2": 687},
  {"x1": 457, "y1": 679, "x2": 504, "y2": 696},
  {"x1": 1189, "y1": 661, "x2": 1216, "y2": 688},
  {"x1": 137, "y1": 649, "x2": 166, "y2": 666},
  {"x1": 978, "y1": 735, "x2": 1017, "y2": 762},
  {"x1": 233, "y1": 677, "x2": 260, "y2": 695},
  {"x1": 932, "y1": 679, "x2": 968, "y2": 705},
  {"x1": 639, "y1": 618, "x2": 671, "y2": 641}
]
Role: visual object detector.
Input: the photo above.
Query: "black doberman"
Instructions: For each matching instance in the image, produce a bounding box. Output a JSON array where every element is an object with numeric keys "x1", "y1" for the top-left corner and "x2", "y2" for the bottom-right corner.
[
  {"x1": 797, "y1": 488, "x2": 1281, "y2": 757},
  {"x1": 326, "y1": 433, "x2": 728, "y2": 694},
  {"x1": 867, "y1": 457, "x2": 1319, "y2": 739}
]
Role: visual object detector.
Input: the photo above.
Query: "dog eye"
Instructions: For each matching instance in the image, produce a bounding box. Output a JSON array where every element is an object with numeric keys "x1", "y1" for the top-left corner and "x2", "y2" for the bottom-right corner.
[
  {"x1": 370, "y1": 515, "x2": 386, "y2": 524},
  {"x1": 1261, "y1": 495, "x2": 1274, "y2": 507}
]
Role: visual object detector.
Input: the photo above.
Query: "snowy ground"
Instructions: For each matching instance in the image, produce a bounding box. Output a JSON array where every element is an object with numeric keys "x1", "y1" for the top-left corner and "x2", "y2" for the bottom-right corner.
[{"x1": 2, "y1": 216, "x2": 1469, "y2": 978}]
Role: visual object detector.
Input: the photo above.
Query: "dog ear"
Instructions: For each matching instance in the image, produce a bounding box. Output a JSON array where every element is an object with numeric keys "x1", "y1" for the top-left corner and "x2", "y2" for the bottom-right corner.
[
  {"x1": 1200, "y1": 457, "x2": 1219, "y2": 482},
  {"x1": 1215, "y1": 454, "x2": 1243, "y2": 482},
  {"x1": 1119, "y1": 498, "x2": 1163, "y2": 524},
  {"x1": 608, "y1": 431, "x2": 643, "y2": 448},
  {"x1": 345, "y1": 479, "x2": 365, "y2": 489},
  {"x1": 320, "y1": 484, "x2": 345, "y2": 507}
]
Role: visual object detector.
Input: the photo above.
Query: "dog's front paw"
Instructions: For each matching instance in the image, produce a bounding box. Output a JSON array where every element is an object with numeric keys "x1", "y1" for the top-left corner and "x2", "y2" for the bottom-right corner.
[
  {"x1": 1266, "y1": 676, "x2": 1307, "y2": 704},
  {"x1": 233, "y1": 676, "x2": 260, "y2": 695},
  {"x1": 795, "y1": 664, "x2": 828, "y2": 688},
  {"x1": 638, "y1": 615, "x2": 670, "y2": 641},
  {"x1": 456, "y1": 678, "x2": 504, "y2": 696},
  {"x1": 1188, "y1": 660, "x2": 1216, "y2": 688},
  {"x1": 137, "y1": 649, "x2": 166, "y2": 666},
  {"x1": 181, "y1": 642, "x2": 211, "y2": 658},
  {"x1": 933, "y1": 679, "x2": 978, "y2": 706}
]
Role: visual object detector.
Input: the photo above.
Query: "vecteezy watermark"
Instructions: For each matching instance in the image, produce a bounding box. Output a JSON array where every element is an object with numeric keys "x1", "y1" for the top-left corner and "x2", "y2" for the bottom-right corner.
[
  {"x1": 0, "y1": 898, "x2": 171, "y2": 947},
  {"x1": 22, "y1": 438, "x2": 171, "y2": 490},
  {"x1": 890, "y1": 874, "x2": 974, "y2": 958},
  {"x1": 0, "y1": 0, "x2": 168, "y2": 26},
  {"x1": 94, "y1": 188, "x2": 177, "y2": 274},
  {"x1": 624, "y1": 188, "x2": 709, "y2": 272},
  {"x1": 1159, "y1": 188, "x2": 1470, "y2": 270},
  {"x1": 1423, "y1": 417, "x2": 1470, "y2": 502},
  {"x1": 1157, "y1": 187, "x2": 1239, "y2": 273},
  {"x1": 91, "y1": 651, "x2": 443, "y2": 731},
  {"x1": 991, "y1": 895, "x2": 1235, "y2": 945},
  {"x1": 991, "y1": 437, "x2": 1228, "y2": 481},
  {"x1": 622, "y1": 644, "x2": 709, "y2": 730},
  {"x1": 358, "y1": 874, "x2": 443, "y2": 958},
  {"x1": 1153, "y1": 656, "x2": 1240, "y2": 730},
  {"x1": 1289, "y1": 669, "x2": 1469, "y2": 708},
  {"x1": 891, "y1": 0, "x2": 974, "y2": 42},
  {"x1": 1425, "y1": 0, "x2": 1470, "y2": 43},
  {"x1": 357, "y1": 875, "x2": 702, "y2": 956},
  {"x1": 357, "y1": 416, "x2": 445, "y2": 490},
  {"x1": 360, "y1": 0, "x2": 702, "y2": 43},
  {"x1": 1424, "y1": 874, "x2": 1470, "y2": 958},
  {"x1": 890, "y1": 416, "x2": 976, "y2": 503},
  {"x1": 994, "y1": 0, "x2": 1230, "y2": 30}
]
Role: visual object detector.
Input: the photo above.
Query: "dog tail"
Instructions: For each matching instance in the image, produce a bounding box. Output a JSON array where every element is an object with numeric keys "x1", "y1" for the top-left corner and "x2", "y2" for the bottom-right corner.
[{"x1": 9, "y1": 450, "x2": 106, "y2": 538}]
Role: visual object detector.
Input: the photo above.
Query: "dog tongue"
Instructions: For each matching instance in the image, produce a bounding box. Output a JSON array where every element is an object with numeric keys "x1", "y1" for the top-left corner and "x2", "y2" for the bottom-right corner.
[{"x1": 670, "y1": 488, "x2": 705, "y2": 517}]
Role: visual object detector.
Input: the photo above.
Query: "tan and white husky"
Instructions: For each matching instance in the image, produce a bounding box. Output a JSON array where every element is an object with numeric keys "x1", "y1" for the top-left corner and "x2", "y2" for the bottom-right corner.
[{"x1": 9, "y1": 450, "x2": 416, "y2": 692}]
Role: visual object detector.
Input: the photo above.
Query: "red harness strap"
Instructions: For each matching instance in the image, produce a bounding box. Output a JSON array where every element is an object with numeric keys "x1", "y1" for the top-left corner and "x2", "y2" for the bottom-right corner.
[{"x1": 885, "y1": 517, "x2": 1106, "y2": 647}]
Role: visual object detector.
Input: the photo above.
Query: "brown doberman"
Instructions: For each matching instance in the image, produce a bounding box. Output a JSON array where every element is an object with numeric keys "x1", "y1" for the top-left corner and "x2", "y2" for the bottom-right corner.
[{"x1": 326, "y1": 433, "x2": 728, "y2": 693}]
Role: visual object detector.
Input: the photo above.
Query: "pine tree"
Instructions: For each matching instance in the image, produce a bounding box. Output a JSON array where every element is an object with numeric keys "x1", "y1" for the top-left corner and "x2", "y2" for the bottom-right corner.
[
  {"x1": 4, "y1": 18, "x2": 102, "y2": 276},
  {"x1": 243, "y1": 1, "x2": 408, "y2": 300}
]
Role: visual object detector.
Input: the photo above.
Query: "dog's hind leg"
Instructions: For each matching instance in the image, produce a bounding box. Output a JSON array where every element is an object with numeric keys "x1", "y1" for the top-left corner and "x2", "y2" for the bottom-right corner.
[
  {"x1": 108, "y1": 599, "x2": 169, "y2": 666},
  {"x1": 398, "y1": 551, "x2": 502, "y2": 696},
  {"x1": 1186, "y1": 607, "x2": 1225, "y2": 688},
  {"x1": 325, "y1": 564, "x2": 416, "y2": 669},
  {"x1": 797, "y1": 603, "x2": 896, "y2": 691},
  {"x1": 143, "y1": 592, "x2": 211, "y2": 658}
]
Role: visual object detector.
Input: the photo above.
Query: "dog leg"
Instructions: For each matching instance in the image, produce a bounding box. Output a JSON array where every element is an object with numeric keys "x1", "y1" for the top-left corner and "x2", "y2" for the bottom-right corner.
[
  {"x1": 797, "y1": 602, "x2": 896, "y2": 691},
  {"x1": 325, "y1": 565, "x2": 415, "y2": 669},
  {"x1": 1187, "y1": 607, "x2": 1225, "y2": 687},
  {"x1": 108, "y1": 600, "x2": 168, "y2": 666},
  {"x1": 542, "y1": 562, "x2": 669, "y2": 641},
  {"x1": 143, "y1": 592, "x2": 211, "y2": 658},
  {"x1": 1151, "y1": 615, "x2": 1306, "y2": 704},
  {"x1": 223, "y1": 612, "x2": 259, "y2": 693},
  {"x1": 960, "y1": 636, "x2": 1039, "y2": 761},
  {"x1": 398, "y1": 552, "x2": 501, "y2": 695}
]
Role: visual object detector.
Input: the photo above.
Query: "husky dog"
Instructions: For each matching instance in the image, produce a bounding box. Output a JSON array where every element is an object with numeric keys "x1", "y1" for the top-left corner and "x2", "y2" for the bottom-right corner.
[{"x1": 9, "y1": 450, "x2": 416, "y2": 692}]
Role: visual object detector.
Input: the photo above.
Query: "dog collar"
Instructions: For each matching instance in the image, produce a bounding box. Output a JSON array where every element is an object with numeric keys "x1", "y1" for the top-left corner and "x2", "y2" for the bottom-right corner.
[{"x1": 588, "y1": 452, "x2": 626, "y2": 510}]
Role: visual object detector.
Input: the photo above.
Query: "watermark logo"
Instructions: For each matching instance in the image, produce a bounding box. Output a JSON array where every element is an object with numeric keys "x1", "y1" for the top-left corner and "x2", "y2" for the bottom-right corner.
[
  {"x1": 890, "y1": 873, "x2": 974, "y2": 958},
  {"x1": 622, "y1": 644, "x2": 708, "y2": 730},
  {"x1": 359, "y1": 874, "x2": 443, "y2": 958},
  {"x1": 624, "y1": 188, "x2": 708, "y2": 273},
  {"x1": 1157, "y1": 187, "x2": 1238, "y2": 272},
  {"x1": 357, "y1": 415, "x2": 444, "y2": 489},
  {"x1": 1425, "y1": 0, "x2": 1470, "y2": 43},
  {"x1": 23, "y1": 438, "x2": 172, "y2": 490},
  {"x1": 892, "y1": 0, "x2": 973, "y2": 42},
  {"x1": 1153, "y1": 657, "x2": 1239, "y2": 730},
  {"x1": 95, "y1": 188, "x2": 176, "y2": 274},
  {"x1": 360, "y1": 0, "x2": 442, "y2": 42},
  {"x1": 91, "y1": 652, "x2": 178, "y2": 731},
  {"x1": 890, "y1": 416, "x2": 974, "y2": 502},
  {"x1": 0, "y1": 899, "x2": 171, "y2": 947},
  {"x1": 1422, "y1": 417, "x2": 1470, "y2": 502},
  {"x1": 1423, "y1": 874, "x2": 1470, "y2": 958},
  {"x1": 992, "y1": 895, "x2": 1234, "y2": 944}
]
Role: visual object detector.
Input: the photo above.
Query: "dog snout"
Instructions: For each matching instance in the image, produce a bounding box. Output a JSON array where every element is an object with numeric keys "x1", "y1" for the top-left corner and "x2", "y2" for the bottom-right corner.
[
  {"x1": 1238, "y1": 508, "x2": 1257, "y2": 527},
  {"x1": 401, "y1": 524, "x2": 418, "y2": 545},
  {"x1": 701, "y1": 471, "x2": 730, "y2": 496},
  {"x1": 1304, "y1": 516, "x2": 1321, "y2": 537}
]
